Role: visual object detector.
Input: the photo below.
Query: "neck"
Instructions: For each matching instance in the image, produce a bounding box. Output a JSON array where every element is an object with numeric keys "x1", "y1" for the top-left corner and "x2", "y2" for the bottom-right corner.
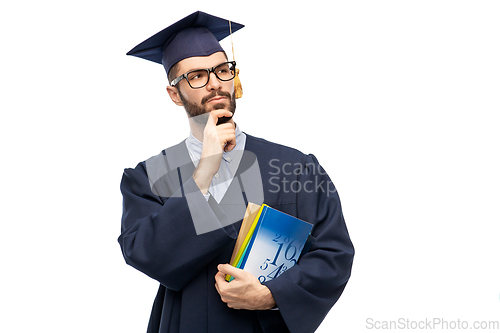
[{"x1": 188, "y1": 118, "x2": 205, "y2": 142}]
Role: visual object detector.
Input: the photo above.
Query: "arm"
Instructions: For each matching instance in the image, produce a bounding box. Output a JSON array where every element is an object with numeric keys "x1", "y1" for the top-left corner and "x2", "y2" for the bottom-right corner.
[
  {"x1": 213, "y1": 154, "x2": 353, "y2": 332},
  {"x1": 193, "y1": 109, "x2": 236, "y2": 194},
  {"x1": 118, "y1": 109, "x2": 237, "y2": 290},
  {"x1": 118, "y1": 165, "x2": 237, "y2": 291},
  {"x1": 262, "y1": 154, "x2": 355, "y2": 333}
]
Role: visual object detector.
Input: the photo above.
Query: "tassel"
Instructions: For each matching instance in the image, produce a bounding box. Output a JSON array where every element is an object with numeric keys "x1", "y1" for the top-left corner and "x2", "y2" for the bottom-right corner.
[
  {"x1": 229, "y1": 20, "x2": 243, "y2": 99},
  {"x1": 234, "y1": 68, "x2": 243, "y2": 99}
]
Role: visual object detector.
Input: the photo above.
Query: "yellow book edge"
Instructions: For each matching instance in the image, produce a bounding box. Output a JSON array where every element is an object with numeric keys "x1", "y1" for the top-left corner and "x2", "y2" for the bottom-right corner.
[
  {"x1": 232, "y1": 204, "x2": 266, "y2": 267},
  {"x1": 228, "y1": 203, "x2": 261, "y2": 265},
  {"x1": 225, "y1": 203, "x2": 267, "y2": 281}
]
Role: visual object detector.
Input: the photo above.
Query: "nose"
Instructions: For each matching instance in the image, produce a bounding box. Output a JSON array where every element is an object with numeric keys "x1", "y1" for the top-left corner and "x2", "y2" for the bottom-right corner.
[{"x1": 206, "y1": 71, "x2": 222, "y2": 91}]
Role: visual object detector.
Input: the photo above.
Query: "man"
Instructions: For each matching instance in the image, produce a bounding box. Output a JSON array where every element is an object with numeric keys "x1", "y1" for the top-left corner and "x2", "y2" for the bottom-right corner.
[{"x1": 118, "y1": 11, "x2": 354, "y2": 333}]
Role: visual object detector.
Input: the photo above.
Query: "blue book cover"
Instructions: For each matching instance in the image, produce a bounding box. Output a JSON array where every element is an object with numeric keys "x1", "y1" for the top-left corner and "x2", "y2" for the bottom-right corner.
[{"x1": 238, "y1": 205, "x2": 313, "y2": 283}]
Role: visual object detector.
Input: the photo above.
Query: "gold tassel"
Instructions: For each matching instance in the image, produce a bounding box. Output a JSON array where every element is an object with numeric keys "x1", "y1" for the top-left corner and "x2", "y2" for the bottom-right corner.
[
  {"x1": 229, "y1": 20, "x2": 243, "y2": 99},
  {"x1": 234, "y1": 68, "x2": 243, "y2": 99}
]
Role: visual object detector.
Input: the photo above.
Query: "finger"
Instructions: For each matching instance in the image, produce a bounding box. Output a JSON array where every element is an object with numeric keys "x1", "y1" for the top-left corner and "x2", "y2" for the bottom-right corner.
[
  {"x1": 218, "y1": 132, "x2": 236, "y2": 152},
  {"x1": 214, "y1": 280, "x2": 222, "y2": 296},
  {"x1": 215, "y1": 129, "x2": 235, "y2": 141},
  {"x1": 215, "y1": 125, "x2": 235, "y2": 144},
  {"x1": 214, "y1": 271, "x2": 227, "y2": 285},
  {"x1": 210, "y1": 109, "x2": 233, "y2": 123},
  {"x1": 224, "y1": 137, "x2": 236, "y2": 152},
  {"x1": 205, "y1": 112, "x2": 217, "y2": 130},
  {"x1": 214, "y1": 281, "x2": 220, "y2": 294},
  {"x1": 215, "y1": 127, "x2": 236, "y2": 151},
  {"x1": 217, "y1": 264, "x2": 244, "y2": 280},
  {"x1": 216, "y1": 123, "x2": 235, "y2": 131},
  {"x1": 224, "y1": 142, "x2": 236, "y2": 152}
]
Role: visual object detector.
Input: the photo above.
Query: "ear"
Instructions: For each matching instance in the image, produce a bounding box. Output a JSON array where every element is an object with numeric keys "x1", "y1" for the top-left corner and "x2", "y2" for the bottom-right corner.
[{"x1": 166, "y1": 85, "x2": 184, "y2": 106}]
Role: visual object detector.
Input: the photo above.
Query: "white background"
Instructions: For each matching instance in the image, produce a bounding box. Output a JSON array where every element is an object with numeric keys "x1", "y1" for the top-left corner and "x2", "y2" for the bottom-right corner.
[{"x1": 1, "y1": 0, "x2": 499, "y2": 332}]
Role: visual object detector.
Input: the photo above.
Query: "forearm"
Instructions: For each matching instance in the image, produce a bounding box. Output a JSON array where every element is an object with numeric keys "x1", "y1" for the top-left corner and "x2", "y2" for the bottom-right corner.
[
  {"x1": 193, "y1": 164, "x2": 213, "y2": 195},
  {"x1": 258, "y1": 153, "x2": 355, "y2": 333},
  {"x1": 119, "y1": 167, "x2": 237, "y2": 290}
]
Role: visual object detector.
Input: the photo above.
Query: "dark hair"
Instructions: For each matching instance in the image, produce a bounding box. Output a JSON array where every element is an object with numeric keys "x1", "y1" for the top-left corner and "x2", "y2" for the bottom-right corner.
[{"x1": 167, "y1": 62, "x2": 181, "y2": 85}]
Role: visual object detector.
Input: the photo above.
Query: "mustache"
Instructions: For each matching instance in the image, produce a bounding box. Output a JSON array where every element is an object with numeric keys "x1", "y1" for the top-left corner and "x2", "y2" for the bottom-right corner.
[{"x1": 201, "y1": 90, "x2": 232, "y2": 105}]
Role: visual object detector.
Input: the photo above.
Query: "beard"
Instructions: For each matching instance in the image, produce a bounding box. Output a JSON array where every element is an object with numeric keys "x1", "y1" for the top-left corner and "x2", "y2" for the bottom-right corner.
[{"x1": 178, "y1": 89, "x2": 236, "y2": 125}]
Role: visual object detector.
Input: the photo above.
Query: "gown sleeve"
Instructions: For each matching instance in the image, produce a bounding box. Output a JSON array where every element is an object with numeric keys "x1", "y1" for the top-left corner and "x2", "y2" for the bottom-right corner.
[
  {"x1": 118, "y1": 162, "x2": 238, "y2": 291},
  {"x1": 263, "y1": 154, "x2": 354, "y2": 333}
]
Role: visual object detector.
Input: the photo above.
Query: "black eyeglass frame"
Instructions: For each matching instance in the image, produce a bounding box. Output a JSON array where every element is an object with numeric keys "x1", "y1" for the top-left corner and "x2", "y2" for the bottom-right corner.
[{"x1": 170, "y1": 61, "x2": 237, "y2": 88}]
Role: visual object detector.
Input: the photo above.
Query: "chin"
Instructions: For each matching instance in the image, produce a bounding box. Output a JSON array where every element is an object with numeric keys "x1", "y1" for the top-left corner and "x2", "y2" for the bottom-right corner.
[{"x1": 210, "y1": 102, "x2": 229, "y2": 111}]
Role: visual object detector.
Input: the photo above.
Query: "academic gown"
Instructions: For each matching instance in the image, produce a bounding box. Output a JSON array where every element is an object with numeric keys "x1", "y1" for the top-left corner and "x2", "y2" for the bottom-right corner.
[{"x1": 118, "y1": 134, "x2": 354, "y2": 333}]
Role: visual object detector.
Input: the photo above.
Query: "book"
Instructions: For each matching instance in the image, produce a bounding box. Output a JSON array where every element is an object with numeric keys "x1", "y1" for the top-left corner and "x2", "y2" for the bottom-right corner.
[
  {"x1": 226, "y1": 203, "x2": 313, "y2": 282},
  {"x1": 227, "y1": 202, "x2": 263, "y2": 267}
]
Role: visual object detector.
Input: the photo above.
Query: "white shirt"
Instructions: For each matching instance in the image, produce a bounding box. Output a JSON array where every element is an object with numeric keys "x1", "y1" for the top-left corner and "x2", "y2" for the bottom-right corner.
[{"x1": 185, "y1": 125, "x2": 246, "y2": 203}]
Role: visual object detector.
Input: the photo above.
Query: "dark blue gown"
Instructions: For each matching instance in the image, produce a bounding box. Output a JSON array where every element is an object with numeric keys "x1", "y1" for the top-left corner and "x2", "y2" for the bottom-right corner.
[{"x1": 118, "y1": 134, "x2": 354, "y2": 333}]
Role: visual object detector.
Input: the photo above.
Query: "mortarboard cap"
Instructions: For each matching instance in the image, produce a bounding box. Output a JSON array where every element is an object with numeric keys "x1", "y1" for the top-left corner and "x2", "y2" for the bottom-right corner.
[{"x1": 127, "y1": 11, "x2": 244, "y2": 76}]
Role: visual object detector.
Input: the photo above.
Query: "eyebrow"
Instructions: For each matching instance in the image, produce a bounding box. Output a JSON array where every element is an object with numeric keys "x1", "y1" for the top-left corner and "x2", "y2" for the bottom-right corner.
[{"x1": 182, "y1": 60, "x2": 229, "y2": 74}]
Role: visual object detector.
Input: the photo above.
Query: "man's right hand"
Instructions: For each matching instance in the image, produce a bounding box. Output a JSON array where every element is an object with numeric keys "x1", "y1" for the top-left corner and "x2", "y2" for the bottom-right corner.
[{"x1": 193, "y1": 109, "x2": 236, "y2": 195}]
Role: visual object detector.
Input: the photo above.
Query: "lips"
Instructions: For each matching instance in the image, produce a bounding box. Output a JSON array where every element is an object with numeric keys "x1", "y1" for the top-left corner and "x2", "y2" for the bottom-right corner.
[
  {"x1": 207, "y1": 96, "x2": 227, "y2": 104},
  {"x1": 201, "y1": 91, "x2": 232, "y2": 105}
]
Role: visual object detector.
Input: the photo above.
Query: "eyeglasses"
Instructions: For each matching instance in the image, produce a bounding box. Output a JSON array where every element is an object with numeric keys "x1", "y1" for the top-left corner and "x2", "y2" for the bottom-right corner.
[{"x1": 170, "y1": 61, "x2": 237, "y2": 89}]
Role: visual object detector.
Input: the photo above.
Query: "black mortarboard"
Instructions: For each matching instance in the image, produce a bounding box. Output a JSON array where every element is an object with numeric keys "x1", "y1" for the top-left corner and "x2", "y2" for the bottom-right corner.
[{"x1": 126, "y1": 11, "x2": 244, "y2": 76}]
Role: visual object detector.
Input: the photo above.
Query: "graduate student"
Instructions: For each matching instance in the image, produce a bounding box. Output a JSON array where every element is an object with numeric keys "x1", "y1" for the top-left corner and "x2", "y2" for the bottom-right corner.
[{"x1": 118, "y1": 11, "x2": 354, "y2": 333}]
